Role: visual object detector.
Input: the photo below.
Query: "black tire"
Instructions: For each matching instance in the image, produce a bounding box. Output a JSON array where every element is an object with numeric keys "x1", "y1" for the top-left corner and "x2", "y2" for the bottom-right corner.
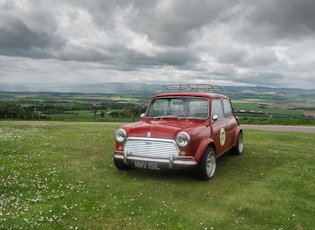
[
  {"x1": 114, "y1": 158, "x2": 132, "y2": 170},
  {"x1": 195, "y1": 147, "x2": 216, "y2": 180},
  {"x1": 232, "y1": 132, "x2": 243, "y2": 155}
]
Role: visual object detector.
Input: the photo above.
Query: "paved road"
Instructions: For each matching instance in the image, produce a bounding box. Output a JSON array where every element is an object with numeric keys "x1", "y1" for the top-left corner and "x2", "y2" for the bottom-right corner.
[{"x1": 241, "y1": 125, "x2": 315, "y2": 134}]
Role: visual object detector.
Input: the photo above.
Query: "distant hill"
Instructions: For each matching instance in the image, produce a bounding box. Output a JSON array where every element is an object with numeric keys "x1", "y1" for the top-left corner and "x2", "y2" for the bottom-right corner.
[
  {"x1": 0, "y1": 82, "x2": 314, "y2": 97},
  {"x1": 0, "y1": 82, "x2": 161, "y2": 95}
]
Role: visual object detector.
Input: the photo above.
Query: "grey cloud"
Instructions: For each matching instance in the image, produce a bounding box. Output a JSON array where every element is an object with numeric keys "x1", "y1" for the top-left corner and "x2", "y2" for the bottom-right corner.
[
  {"x1": 240, "y1": 48, "x2": 278, "y2": 68},
  {"x1": 155, "y1": 49, "x2": 199, "y2": 67},
  {"x1": 244, "y1": 0, "x2": 315, "y2": 42},
  {"x1": 115, "y1": 48, "x2": 199, "y2": 71},
  {"x1": 0, "y1": 1, "x2": 66, "y2": 58},
  {"x1": 127, "y1": 0, "x2": 231, "y2": 47},
  {"x1": 0, "y1": 0, "x2": 314, "y2": 89},
  {"x1": 0, "y1": 17, "x2": 65, "y2": 58},
  {"x1": 237, "y1": 72, "x2": 286, "y2": 87}
]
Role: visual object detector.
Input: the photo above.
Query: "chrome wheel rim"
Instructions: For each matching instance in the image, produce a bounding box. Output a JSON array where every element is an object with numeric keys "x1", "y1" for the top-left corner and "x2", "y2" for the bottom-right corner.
[
  {"x1": 238, "y1": 133, "x2": 244, "y2": 153},
  {"x1": 206, "y1": 152, "x2": 216, "y2": 177}
]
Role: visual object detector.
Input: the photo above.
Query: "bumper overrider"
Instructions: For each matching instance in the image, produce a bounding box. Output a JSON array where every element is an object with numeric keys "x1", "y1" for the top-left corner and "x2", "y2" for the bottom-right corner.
[{"x1": 114, "y1": 137, "x2": 197, "y2": 170}]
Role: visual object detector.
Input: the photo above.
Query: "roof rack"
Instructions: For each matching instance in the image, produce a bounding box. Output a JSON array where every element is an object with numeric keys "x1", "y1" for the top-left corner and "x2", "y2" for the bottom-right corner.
[{"x1": 162, "y1": 84, "x2": 225, "y2": 93}]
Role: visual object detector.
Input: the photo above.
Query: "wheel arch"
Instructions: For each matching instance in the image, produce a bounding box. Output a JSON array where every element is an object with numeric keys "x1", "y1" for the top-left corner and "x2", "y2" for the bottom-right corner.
[
  {"x1": 233, "y1": 126, "x2": 243, "y2": 146},
  {"x1": 194, "y1": 138, "x2": 215, "y2": 163}
]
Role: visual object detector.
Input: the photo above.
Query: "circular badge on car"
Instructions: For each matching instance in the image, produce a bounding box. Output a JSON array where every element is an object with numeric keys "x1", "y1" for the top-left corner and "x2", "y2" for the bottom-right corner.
[{"x1": 220, "y1": 128, "x2": 226, "y2": 146}]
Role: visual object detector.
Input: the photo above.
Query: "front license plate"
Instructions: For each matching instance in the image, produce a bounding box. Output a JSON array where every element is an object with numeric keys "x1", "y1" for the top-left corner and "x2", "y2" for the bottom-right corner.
[{"x1": 134, "y1": 161, "x2": 160, "y2": 170}]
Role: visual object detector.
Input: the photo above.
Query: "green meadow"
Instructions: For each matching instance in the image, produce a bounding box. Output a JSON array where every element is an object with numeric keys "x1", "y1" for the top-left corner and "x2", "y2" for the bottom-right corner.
[{"x1": 0, "y1": 121, "x2": 314, "y2": 229}]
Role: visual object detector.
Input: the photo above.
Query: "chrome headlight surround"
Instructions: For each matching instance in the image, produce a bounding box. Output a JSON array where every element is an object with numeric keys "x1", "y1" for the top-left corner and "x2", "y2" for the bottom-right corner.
[
  {"x1": 115, "y1": 128, "x2": 127, "y2": 143},
  {"x1": 176, "y1": 132, "x2": 191, "y2": 147}
]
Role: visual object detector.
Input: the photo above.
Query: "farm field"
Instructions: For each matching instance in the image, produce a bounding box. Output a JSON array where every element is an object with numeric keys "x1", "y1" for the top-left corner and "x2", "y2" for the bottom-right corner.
[
  {"x1": 0, "y1": 88, "x2": 314, "y2": 125},
  {"x1": 230, "y1": 89, "x2": 315, "y2": 125},
  {"x1": 0, "y1": 121, "x2": 314, "y2": 229}
]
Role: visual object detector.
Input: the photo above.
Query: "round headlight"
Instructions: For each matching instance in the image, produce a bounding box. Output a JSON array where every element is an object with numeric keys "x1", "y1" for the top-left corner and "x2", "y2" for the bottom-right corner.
[
  {"x1": 176, "y1": 132, "x2": 191, "y2": 147},
  {"x1": 115, "y1": 128, "x2": 127, "y2": 142}
]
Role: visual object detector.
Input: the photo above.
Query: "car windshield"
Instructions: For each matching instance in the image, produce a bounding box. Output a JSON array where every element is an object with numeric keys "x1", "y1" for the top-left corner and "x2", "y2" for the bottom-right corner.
[{"x1": 146, "y1": 97, "x2": 209, "y2": 119}]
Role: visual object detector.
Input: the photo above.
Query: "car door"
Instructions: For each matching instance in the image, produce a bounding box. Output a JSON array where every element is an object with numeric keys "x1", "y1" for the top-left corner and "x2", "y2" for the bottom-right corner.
[
  {"x1": 211, "y1": 99, "x2": 230, "y2": 155},
  {"x1": 222, "y1": 99, "x2": 237, "y2": 148}
]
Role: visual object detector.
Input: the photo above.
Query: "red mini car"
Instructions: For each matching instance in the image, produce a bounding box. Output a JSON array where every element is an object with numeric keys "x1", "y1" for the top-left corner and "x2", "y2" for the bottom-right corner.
[{"x1": 113, "y1": 84, "x2": 243, "y2": 180}]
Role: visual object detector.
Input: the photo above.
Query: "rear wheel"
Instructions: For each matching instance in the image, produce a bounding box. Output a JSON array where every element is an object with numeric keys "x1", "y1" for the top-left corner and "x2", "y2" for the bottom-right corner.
[
  {"x1": 196, "y1": 147, "x2": 216, "y2": 180},
  {"x1": 232, "y1": 132, "x2": 243, "y2": 155}
]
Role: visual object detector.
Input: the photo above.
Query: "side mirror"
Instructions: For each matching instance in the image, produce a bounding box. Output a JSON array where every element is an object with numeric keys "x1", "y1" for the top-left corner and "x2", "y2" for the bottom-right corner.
[
  {"x1": 140, "y1": 113, "x2": 145, "y2": 118},
  {"x1": 212, "y1": 114, "x2": 219, "y2": 122}
]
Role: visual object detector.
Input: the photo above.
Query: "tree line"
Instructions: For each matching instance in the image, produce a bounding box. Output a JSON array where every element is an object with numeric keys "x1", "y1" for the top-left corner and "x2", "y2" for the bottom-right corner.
[
  {"x1": 0, "y1": 102, "x2": 39, "y2": 119},
  {"x1": 0, "y1": 100, "x2": 146, "y2": 120}
]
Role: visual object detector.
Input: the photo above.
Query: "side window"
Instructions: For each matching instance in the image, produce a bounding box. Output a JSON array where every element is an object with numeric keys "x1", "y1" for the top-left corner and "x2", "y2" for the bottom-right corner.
[
  {"x1": 223, "y1": 99, "x2": 233, "y2": 117},
  {"x1": 211, "y1": 99, "x2": 224, "y2": 119}
]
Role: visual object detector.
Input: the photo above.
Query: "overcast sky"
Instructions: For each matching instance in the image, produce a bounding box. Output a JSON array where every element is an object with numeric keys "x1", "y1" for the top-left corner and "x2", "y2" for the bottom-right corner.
[{"x1": 1, "y1": 0, "x2": 315, "y2": 89}]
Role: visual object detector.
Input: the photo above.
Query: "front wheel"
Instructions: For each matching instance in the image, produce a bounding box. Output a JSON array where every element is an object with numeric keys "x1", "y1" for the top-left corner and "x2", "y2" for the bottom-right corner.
[
  {"x1": 195, "y1": 147, "x2": 216, "y2": 180},
  {"x1": 114, "y1": 158, "x2": 132, "y2": 170}
]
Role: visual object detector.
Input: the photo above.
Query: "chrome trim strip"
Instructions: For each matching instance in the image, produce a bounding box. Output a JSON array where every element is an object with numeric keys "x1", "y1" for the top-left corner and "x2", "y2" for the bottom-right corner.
[
  {"x1": 169, "y1": 154, "x2": 174, "y2": 168},
  {"x1": 124, "y1": 149, "x2": 129, "y2": 164},
  {"x1": 114, "y1": 155, "x2": 197, "y2": 166},
  {"x1": 127, "y1": 137, "x2": 178, "y2": 143}
]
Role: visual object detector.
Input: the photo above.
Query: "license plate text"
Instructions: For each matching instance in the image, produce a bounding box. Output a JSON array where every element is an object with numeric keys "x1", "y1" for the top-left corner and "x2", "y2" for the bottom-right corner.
[{"x1": 134, "y1": 161, "x2": 160, "y2": 170}]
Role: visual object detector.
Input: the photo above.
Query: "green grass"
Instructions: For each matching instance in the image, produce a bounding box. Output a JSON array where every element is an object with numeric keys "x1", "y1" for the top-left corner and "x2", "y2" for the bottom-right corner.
[{"x1": 0, "y1": 121, "x2": 314, "y2": 229}]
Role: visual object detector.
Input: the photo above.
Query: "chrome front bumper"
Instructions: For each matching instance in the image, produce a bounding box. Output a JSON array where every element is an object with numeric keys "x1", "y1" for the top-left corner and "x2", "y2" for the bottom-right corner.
[
  {"x1": 114, "y1": 153, "x2": 197, "y2": 169},
  {"x1": 114, "y1": 137, "x2": 197, "y2": 169}
]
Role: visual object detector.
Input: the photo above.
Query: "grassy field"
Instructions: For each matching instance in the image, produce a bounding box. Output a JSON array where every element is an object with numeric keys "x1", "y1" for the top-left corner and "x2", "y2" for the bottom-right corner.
[{"x1": 0, "y1": 121, "x2": 314, "y2": 229}]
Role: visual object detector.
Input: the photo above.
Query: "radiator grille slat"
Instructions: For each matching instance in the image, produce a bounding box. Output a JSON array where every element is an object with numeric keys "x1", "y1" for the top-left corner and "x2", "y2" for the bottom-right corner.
[{"x1": 124, "y1": 138, "x2": 179, "y2": 159}]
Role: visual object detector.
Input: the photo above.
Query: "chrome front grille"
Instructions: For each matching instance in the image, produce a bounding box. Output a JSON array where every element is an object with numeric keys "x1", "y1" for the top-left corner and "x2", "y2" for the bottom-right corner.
[{"x1": 124, "y1": 137, "x2": 179, "y2": 159}]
